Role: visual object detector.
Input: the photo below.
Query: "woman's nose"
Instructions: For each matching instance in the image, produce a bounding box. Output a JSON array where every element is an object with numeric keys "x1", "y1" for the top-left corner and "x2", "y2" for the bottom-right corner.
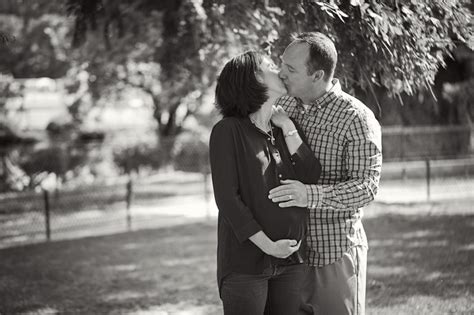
[{"x1": 278, "y1": 70, "x2": 285, "y2": 79}]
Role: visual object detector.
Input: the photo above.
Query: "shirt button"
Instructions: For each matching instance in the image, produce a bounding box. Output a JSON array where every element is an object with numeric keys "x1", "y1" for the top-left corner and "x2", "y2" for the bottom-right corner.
[
  {"x1": 278, "y1": 174, "x2": 282, "y2": 178},
  {"x1": 292, "y1": 162, "x2": 296, "y2": 165},
  {"x1": 267, "y1": 138, "x2": 271, "y2": 141}
]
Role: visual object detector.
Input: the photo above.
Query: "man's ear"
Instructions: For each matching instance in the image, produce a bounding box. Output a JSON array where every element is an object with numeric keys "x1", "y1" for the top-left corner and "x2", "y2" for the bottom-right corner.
[{"x1": 312, "y1": 70, "x2": 324, "y2": 82}]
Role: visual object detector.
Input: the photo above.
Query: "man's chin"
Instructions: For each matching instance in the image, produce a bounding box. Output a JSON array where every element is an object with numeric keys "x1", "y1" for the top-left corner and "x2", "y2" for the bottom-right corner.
[{"x1": 285, "y1": 88, "x2": 295, "y2": 97}]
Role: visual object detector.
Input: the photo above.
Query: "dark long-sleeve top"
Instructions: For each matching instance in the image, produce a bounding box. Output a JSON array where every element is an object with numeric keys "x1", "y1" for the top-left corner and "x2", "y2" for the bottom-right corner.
[{"x1": 209, "y1": 116, "x2": 321, "y2": 294}]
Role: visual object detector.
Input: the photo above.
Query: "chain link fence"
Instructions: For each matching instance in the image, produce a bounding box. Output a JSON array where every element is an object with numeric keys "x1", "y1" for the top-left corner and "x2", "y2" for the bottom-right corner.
[
  {"x1": 1, "y1": 125, "x2": 473, "y2": 248},
  {"x1": 379, "y1": 125, "x2": 474, "y2": 203},
  {"x1": 0, "y1": 132, "x2": 212, "y2": 248},
  {"x1": 382, "y1": 125, "x2": 473, "y2": 161},
  {"x1": 0, "y1": 172, "x2": 212, "y2": 249}
]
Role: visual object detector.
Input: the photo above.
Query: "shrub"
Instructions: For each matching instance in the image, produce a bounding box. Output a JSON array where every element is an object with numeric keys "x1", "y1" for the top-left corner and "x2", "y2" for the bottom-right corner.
[
  {"x1": 171, "y1": 130, "x2": 209, "y2": 173},
  {"x1": 112, "y1": 140, "x2": 164, "y2": 174}
]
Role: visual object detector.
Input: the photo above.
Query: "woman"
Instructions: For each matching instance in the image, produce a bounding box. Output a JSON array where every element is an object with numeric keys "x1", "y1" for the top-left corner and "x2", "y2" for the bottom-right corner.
[{"x1": 209, "y1": 51, "x2": 321, "y2": 315}]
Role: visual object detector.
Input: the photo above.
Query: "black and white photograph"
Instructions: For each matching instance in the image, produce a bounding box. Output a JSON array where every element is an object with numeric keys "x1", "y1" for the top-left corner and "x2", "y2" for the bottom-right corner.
[{"x1": 0, "y1": 0, "x2": 473, "y2": 314}]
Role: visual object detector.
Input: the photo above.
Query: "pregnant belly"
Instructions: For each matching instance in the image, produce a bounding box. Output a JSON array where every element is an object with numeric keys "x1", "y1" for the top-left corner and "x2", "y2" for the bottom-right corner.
[{"x1": 259, "y1": 208, "x2": 306, "y2": 241}]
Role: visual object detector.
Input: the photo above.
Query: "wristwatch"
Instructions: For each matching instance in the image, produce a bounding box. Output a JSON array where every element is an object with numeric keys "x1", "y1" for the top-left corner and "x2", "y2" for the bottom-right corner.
[{"x1": 284, "y1": 129, "x2": 298, "y2": 138}]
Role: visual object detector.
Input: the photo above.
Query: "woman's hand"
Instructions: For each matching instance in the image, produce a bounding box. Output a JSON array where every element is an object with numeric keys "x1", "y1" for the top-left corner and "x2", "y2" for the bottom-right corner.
[
  {"x1": 268, "y1": 239, "x2": 301, "y2": 259},
  {"x1": 271, "y1": 105, "x2": 294, "y2": 133},
  {"x1": 249, "y1": 231, "x2": 301, "y2": 258}
]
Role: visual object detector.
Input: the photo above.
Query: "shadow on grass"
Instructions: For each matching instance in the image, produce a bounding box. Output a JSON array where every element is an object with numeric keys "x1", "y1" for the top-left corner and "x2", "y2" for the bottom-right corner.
[
  {"x1": 365, "y1": 212, "x2": 474, "y2": 313},
  {"x1": 1, "y1": 205, "x2": 473, "y2": 314},
  {"x1": 0, "y1": 221, "x2": 220, "y2": 314}
]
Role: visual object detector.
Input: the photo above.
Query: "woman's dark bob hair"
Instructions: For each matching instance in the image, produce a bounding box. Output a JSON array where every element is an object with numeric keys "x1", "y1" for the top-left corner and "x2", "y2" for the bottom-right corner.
[{"x1": 215, "y1": 50, "x2": 269, "y2": 118}]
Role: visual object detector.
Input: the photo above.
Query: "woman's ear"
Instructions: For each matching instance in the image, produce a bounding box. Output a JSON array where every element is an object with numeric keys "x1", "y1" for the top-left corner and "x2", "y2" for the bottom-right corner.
[{"x1": 255, "y1": 70, "x2": 265, "y2": 84}]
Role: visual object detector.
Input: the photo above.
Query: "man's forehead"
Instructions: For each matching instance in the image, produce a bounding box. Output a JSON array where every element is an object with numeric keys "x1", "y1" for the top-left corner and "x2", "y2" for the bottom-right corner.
[{"x1": 281, "y1": 43, "x2": 308, "y2": 64}]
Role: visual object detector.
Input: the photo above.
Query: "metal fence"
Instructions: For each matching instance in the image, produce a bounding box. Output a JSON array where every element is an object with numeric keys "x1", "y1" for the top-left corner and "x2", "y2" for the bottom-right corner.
[
  {"x1": 382, "y1": 125, "x2": 473, "y2": 161},
  {"x1": 0, "y1": 171, "x2": 213, "y2": 249},
  {"x1": 378, "y1": 124, "x2": 474, "y2": 203},
  {"x1": 0, "y1": 132, "x2": 212, "y2": 248},
  {"x1": 0, "y1": 125, "x2": 473, "y2": 248},
  {"x1": 378, "y1": 157, "x2": 474, "y2": 203}
]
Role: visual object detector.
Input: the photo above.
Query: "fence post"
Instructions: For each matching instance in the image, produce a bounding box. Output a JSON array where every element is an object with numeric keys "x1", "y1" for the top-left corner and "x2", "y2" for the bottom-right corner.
[
  {"x1": 400, "y1": 129, "x2": 405, "y2": 160},
  {"x1": 43, "y1": 189, "x2": 51, "y2": 241},
  {"x1": 400, "y1": 129, "x2": 407, "y2": 180},
  {"x1": 126, "y1": 177, "x2": 133, "y2": 231},
  {"x1": 203, "y1": 171, "x2": 211, "y2": 219},
  {"x1": 425, "y1": 159, "x2": 431, "y2": 201}
]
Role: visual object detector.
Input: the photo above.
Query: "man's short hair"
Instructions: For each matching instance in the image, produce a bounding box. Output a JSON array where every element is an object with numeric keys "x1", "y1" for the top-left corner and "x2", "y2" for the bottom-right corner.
[
  {"x1": 215, "y1": 51, "x2": 268, "y2": 117},
  {"x1": 292, "y1": 32, "x2": 337, "y2": 81}
]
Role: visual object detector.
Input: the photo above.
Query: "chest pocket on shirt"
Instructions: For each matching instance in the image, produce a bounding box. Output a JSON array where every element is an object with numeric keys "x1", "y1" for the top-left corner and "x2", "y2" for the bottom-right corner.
[{"x1": 302, "y1": 123, "x2": 344, "y2": 177}]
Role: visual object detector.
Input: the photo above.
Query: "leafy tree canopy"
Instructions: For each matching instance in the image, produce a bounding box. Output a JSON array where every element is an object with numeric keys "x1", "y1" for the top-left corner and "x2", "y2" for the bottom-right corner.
[
  {"x1": 203, "y1": 0, "x2": 472, "y2": 97},
  {"x1": 67, "y1": 0, "x2": 472, "y2": 96},
  {"x1": 63, "y1": 0, "x2": 226, "y2": 135},
  {"x1": 1, "y1": 0, "x2": 472, "y2": 133}
]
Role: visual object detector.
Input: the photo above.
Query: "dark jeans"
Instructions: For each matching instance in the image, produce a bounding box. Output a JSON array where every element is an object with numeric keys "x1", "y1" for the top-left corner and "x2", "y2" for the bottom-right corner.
[{"x1": 221, "y1": 263, "x2": 307, "y2": 315}]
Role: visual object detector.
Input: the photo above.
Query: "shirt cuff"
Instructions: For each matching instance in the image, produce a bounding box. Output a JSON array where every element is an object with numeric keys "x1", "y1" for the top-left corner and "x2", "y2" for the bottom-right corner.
[
  {"x1": 290, "y1": 143, "x2": 313, "y2": 165},
  {"x1": 234, "y1": 219, "x2": 262, "y2": 244},
  {"x1": 306, "y1": 184, "x2": 323, "y2": 210}
]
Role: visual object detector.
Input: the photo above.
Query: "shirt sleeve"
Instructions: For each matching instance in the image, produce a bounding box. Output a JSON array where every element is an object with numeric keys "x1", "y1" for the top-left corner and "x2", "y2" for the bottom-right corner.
[
  {"x1": 209, "y1": 120, "x2": 262, "y2": 243},
  {"x1": 306, "y1": 110, "x2": 382, "y2": 211}
]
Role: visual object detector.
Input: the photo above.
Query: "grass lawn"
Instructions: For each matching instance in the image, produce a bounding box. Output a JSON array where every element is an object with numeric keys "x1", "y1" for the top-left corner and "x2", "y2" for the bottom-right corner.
[{"x1": 0, "y1": 200, "x2": 473, "y2": 314}]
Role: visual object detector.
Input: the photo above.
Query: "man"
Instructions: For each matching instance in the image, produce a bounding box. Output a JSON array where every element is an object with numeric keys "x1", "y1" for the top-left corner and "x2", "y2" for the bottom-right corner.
[{"x1": 268, "y1": 32, "x2": 382, "y2": 315}]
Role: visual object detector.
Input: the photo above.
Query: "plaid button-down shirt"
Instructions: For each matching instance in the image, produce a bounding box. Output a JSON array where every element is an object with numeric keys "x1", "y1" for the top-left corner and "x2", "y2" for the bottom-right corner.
[{"x1": 276, "y1": 79, "x2": 382, "y2": 267}]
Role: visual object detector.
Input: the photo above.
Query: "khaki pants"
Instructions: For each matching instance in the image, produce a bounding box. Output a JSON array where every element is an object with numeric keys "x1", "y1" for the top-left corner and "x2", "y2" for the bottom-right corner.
[{"x1": 299, "y1": 246, "x2": 367, "y2": 315}]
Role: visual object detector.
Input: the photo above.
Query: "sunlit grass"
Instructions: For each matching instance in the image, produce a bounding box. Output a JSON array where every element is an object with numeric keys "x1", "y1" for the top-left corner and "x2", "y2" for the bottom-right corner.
[{"x1": 0, "y1": 201, "x2": 473, "y2": 314}]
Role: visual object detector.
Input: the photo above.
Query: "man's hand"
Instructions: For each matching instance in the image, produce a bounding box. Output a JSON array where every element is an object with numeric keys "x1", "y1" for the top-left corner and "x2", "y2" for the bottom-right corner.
[
  {"x1": 269, "y1": 239, "x2": 301, "y2": 259},
  {"x1": 268, "y1": 179, "x2": 307, "y2": 208}
]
